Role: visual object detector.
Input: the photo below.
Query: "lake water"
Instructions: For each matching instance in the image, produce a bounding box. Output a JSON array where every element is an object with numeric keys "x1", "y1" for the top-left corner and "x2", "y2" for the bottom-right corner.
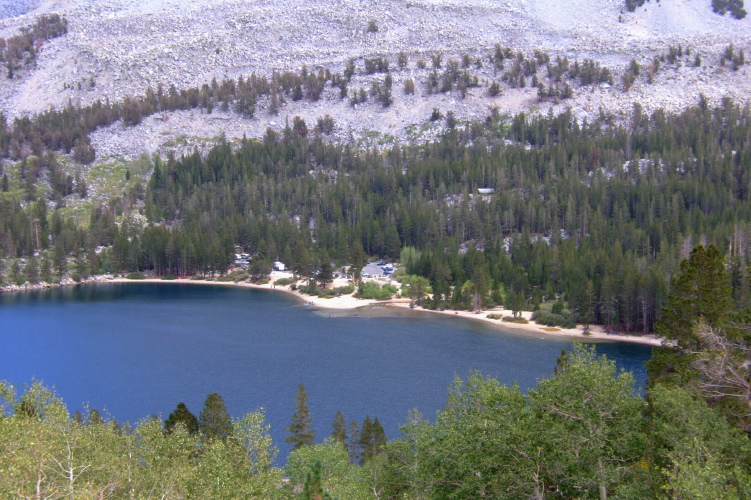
[{"x1": 0, "y1": 282, "x2": 652, "y2": 460}]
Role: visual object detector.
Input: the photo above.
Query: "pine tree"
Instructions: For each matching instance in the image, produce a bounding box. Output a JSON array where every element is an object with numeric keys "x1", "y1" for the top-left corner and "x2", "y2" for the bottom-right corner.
[
  {"x1": 317, "y1": 249, "x2": 334, "y2": 289},
  {"x1": 286, "y1": 383, "x2": 315, "y2": 449},
  {"x1": 347, "y1": 420, "x2": 360, "y2": 463},
  {"x1": 656, "y1": 244, "x2": 733, "y2": 349},
  {"x1": 358, "y1": 416, "x2": 374, "y2": 463},
  {"x1": 88, "y1": 408, "x2": 104, "y2": 425},
  {"x1": 53, "y1": 243, "x2": 66, "y2": 281},
  {"x1": 40, "y1": 254, "x2": 52, "y2": 283},
  {"x1": 331, "y1": 410, "x2": 347, "y2": 447},
  {"x1": 292, "y1": 238, "x2": 311, "y2": 282},
  {"x1": 198, "y1": 392, "x2": 233, "y2": 439},
  {"x1": 23, "y1": 256, "x2": 39, "y2": 284},
  {"x1": 372, "y1": 417, "x2": 386, "y2": 456},
  {"x1": 302, "y1": 460, "x2": 334, "y2": 500},
  {"x1": 164, "y1": 402, "x2": 199, "y2": 435},
  {"x1": 350, "y1": 240, "x2": 366, "y2": 283}
]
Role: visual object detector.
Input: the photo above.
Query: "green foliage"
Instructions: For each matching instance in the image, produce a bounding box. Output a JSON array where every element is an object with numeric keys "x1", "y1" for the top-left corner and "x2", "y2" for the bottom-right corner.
[
  {"x1": 356, "y1": 281, "x2": 397, "y2": 300},
  {"x1": 0, "y1": 381, "x2": 281, "y2": 498},
  {"x1": 330, "y1": 410, "x2": 347, "y2": 446},
  {"x1": 656, "y1": 244, "x2": 733, "y2": 349},
  {"x1": 648, "y1": 384, "x2": 751, "y2": 498},
  {"x1": 125, "y1": 272, "x2": 145, "y2": 279},
  {"x1": 713, "y1": 0, "x2": 747, "y2": 19},
  {"x1": 399, "y1": 274, "x2": 430, "y2": 306},
  {"x1": 625, "y1": 0, "x2": 648, "y2": 12},
  {"x1": 286, "y1": 383, "x2": 315, "y2": 450},
  {"x1": 274, "y1": 277, "x2": 295, "y2": 286},
  {"x1": 217, "y1": 269, "x2": 248, "y2": 282},
  {"x1": 384, "y1": 346, "x2": 646, "y2": 499},
  {"x1": 249, "y1": 258, "x2": 273, "y2": 283},
  {"x1": 286, "y1": 443, "x2": 369, "y2": 500},
  {"x1": 199, "y1": 392, "x2": 233, "y2": 440},
  {"x1": 4, "y1": 340, "x2": 751, "y2": 498},
  {"x1": 531, "y1": 310, "x2": 576, "y2": 328},
  {"x1": 317, "y1": 249, "x2": 334, "y2": 288},
  {"x1": 164, "y1": 402, "x2": 199, "y2": 435},
  {"x1": 7, "y1": 88, "x2": 751, "y2": 339}
]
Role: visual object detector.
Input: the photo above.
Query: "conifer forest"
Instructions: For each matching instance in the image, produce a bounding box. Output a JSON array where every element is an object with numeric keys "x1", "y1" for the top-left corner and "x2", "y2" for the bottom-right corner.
[{"x1": 2, "y1": 8, "x2": 751, "y2": 497}]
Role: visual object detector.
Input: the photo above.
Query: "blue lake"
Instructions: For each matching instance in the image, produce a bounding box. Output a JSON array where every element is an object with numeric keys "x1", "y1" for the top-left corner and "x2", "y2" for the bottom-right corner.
[{"x1": 0, "y1": 282, "x2": 652, "y2": 461}]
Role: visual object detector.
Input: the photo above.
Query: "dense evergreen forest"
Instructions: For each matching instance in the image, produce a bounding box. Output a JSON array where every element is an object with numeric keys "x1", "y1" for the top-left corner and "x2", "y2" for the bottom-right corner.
[{"x1": 4, "y1": 97, "x2": 751, "y2": 334}]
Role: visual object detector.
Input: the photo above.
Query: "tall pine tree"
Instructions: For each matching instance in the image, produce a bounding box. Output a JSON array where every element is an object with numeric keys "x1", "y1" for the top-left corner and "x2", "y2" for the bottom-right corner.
[
  {"x1": 656, "y1": 244, "x2": 733, "y2": 349},
  {"x1": 286, "y1": 382, "x2": 315, "y2": 449},
  {"x1": 347, "y1": 420, "x2": 360, "y2": 464},
  {"x1": 331, "y1": 410, "x2": 347, "y2": 448},
  {"x1": 358, "y1": 416, "x2": 374, "y2": 464},
  {"x1": 198, "y1": 392, "x2": 233, "y2": 439}
]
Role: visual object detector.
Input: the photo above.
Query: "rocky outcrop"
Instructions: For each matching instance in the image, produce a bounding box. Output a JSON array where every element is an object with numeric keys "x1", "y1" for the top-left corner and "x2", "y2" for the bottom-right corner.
[{"x1": 0, "y1": 0, "x2": 749, "y2": 158}]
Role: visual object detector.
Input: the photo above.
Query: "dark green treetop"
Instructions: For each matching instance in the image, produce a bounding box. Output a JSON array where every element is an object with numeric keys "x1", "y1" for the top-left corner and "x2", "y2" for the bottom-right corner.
[
  {"x1": 286, "y1": 382, "x2": 315, "y2": 450},
  {"x1": 656, "y1": 244, "x2": 733, "y2": 349},
  {"x1": 198, "y1": 392, "x2": 233, "y2": 439},
  {"x1": 165, "y1": 402, "x2": 199, "y2": 435},
  {"x1": 330, "y1": 410, "x2": 347, "y2": 447}
]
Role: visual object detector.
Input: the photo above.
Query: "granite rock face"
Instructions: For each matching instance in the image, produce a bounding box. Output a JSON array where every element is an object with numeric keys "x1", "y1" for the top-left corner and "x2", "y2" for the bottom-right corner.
[{"x1": 0, "y1": 0, "x2": 749, "y2": 157}]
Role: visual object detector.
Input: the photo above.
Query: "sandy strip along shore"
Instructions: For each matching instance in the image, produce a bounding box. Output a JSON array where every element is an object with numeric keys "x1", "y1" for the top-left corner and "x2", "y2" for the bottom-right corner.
[{"x1": 109, "y1": 273, "x2": 663, "y2": 347}]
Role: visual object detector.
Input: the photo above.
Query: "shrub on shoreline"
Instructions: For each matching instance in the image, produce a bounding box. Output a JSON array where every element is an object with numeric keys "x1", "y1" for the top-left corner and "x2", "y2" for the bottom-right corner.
[
  {"x1": 125, "y1": 273, "x2": 145, "y2": 280},
  {"x1": 531, "y1": 310, "x2": 576, "y2": 329},
  {"x1": 357, "y1": 281, "x2": 398, "y2": 300},
  {"x1": 502, "y1": 316, "x2": 529, "y2": 324}
]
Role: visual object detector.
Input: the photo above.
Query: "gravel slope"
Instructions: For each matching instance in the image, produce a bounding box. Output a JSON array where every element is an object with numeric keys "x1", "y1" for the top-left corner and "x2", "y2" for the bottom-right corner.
[{"x1": 0, "y1": 0, "x2": 749, "y2": 159}]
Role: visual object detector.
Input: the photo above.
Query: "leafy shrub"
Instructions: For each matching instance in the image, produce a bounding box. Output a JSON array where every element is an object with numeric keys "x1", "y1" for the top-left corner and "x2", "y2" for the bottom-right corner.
[
  {"x1": 486, "y1": 313, "x2": 502, "y2": 320},
  {"x1": 160, "y1": 274, "x2": 177, "y2": 280},
  {"x1": 333, "y1": 284, "x2": 355, "y2": 295},
  {"x1": 531, "y1": 311, "x2": 576, "y2": 329},
  {"x1": 502, "y1": 316, "x2": 529, "y2": 324},
  {"x1": 274, "y1": 277, "x2": 295, "y2": 287},
  {"x1": 125, "y1": 273, "x2": 145, "y2": 280},
  {"x1": 357, "y1": 281, "x2": 398, "y2": 299},
  {"x1": 217, "y1": 270, "x2": 248, "y2": 282},
  {"x1": 297, "y1": 284, "x2": 319, "y2": 295}
]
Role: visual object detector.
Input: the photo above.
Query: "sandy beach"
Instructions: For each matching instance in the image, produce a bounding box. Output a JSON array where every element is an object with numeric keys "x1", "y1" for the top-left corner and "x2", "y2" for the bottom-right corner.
[{"x1": 109, "y1": 273, "x2": 663, "y2": 347}]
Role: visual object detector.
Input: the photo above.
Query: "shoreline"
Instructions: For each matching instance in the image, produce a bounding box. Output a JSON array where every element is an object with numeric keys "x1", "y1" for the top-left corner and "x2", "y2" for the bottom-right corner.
[
  {"x1": 2, "y1": 273, "x2": 662, "y2": 347},
  {"x1": 104, "y1": 274, "x2": 662, "y2": 347}
]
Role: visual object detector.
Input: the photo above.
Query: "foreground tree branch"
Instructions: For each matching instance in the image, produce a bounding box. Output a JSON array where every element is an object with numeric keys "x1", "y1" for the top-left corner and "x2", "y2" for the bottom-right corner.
[{"x1": 692, "y1": 323, "x2": 751, "y2": 419}]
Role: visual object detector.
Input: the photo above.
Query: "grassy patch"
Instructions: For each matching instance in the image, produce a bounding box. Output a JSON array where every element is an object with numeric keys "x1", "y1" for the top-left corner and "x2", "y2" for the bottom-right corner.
[{"x1": 541, "y1": 327, "x2": 561, "y2": 332}]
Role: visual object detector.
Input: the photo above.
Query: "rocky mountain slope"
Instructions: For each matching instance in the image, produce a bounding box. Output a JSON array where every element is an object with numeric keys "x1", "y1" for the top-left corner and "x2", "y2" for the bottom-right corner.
[{"x1": 0, "y1": 0, "x2": 749, "y2": 160}]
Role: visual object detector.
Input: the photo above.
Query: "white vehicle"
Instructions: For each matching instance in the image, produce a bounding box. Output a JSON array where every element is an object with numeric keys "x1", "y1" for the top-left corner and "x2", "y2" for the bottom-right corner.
[{"x1": 273, "y1": 261, "x2": 286, "y2": 271}]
